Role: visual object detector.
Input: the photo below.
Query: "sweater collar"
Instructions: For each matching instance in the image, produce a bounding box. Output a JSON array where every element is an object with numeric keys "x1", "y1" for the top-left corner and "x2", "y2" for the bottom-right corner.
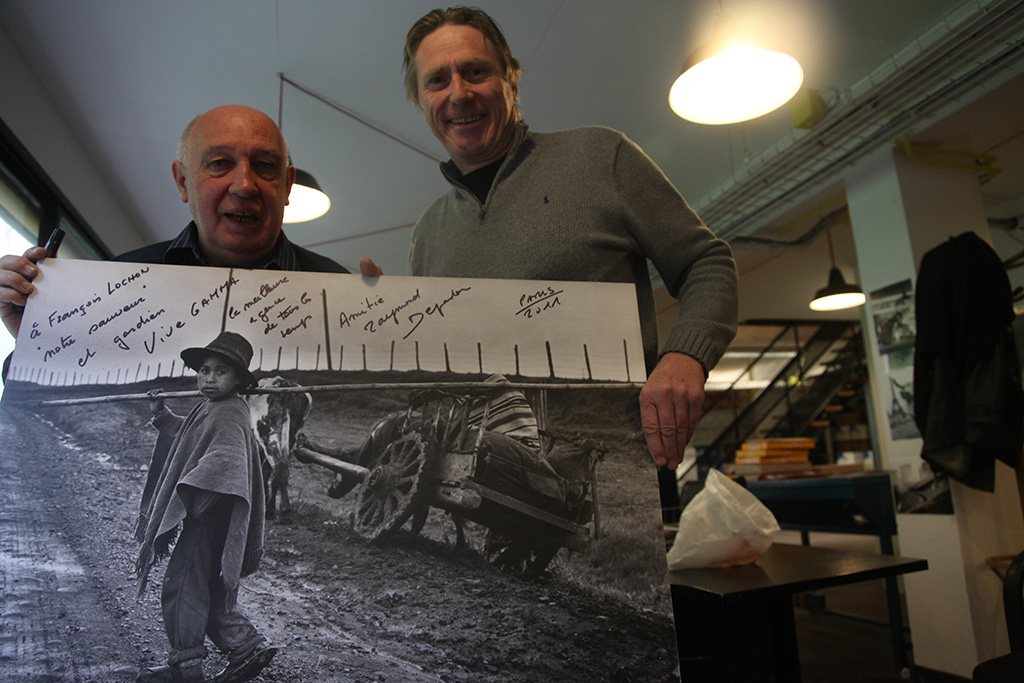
[{"x1": 439, "y1": 120, "x2": 531, "y2": 191}]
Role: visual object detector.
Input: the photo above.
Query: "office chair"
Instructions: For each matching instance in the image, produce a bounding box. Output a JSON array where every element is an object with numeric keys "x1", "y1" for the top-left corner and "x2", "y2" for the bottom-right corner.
[{"x1": 973, "y1": 548, "x2": 1024, "y2": 681}]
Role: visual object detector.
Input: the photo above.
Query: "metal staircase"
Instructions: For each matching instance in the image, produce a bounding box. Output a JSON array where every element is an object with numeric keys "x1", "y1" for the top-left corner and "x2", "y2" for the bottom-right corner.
[{"x1": 696, "y1": 320, "x2": 868, "y2": 467}]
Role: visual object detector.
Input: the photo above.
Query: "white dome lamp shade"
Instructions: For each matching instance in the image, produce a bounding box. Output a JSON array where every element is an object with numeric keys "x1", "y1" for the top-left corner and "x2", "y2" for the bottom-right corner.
[{"x1": 669, "y1": 13, "x2": 804, "y2": 125}]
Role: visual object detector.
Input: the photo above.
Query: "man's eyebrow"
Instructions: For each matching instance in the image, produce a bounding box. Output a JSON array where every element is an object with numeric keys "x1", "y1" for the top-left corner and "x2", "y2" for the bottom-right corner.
[
  {"x1": 421, "y1": 58, "x2": 494, "y2": 81},
  {"x1": 420, "y1": 64, "x2": 448, "y2": 81},
  {"x1": 201, "y1": 145, "x2": 236, "y2": 158},
  {"x1": 459, "y1": 57, "x2": 493, "y2": 72},
  {"x1": 201, "y1": 145, "x2": 283, "y2": 160},
  {"x1": 250, "y1": 149, "x2": 285, "y2": 161}
]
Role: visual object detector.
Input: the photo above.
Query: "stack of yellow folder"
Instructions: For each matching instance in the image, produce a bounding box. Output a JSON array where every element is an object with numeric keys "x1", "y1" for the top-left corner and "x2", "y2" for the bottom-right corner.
[{"x1": 734, "y1": 437, "x2": 815, "y2": 465}]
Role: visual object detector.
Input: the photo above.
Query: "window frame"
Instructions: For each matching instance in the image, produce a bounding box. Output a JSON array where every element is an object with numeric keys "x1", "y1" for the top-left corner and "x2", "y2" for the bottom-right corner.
[{"x1": 0, "y1": 116, "x2": 112, "y2": 259}]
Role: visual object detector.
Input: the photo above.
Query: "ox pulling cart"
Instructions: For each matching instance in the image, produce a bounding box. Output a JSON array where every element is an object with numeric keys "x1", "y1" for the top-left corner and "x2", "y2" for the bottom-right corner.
[{"x1": 292, "y1": 382, "x2": 619, "y2": 578}]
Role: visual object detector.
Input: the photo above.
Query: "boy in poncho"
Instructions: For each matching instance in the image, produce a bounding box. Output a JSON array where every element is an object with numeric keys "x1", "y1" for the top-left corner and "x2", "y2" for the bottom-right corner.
[{"x1": 135, "y1": 331, "x2": 276, "y2": 683}]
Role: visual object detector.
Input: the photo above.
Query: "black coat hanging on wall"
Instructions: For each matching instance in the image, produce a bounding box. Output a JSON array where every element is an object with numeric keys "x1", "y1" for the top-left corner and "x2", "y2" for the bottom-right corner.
[{"x1": 913, "y1": 231, "x2": 1023, "y2": 492}]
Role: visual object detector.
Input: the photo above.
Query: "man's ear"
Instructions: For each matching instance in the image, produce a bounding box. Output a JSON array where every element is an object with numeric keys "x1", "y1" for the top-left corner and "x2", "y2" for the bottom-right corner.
[
  {"x1": 172, "y1": 161, "x2": 189, "y2": 203},
  {"x1": 284, "y1": 164, "x2": 296, "y2": 206}
]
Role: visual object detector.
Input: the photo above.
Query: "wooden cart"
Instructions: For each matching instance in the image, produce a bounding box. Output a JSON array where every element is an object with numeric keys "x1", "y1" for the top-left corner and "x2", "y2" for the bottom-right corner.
[{"x1": 294, "y1": 384, "x2": 608, "y2": 578}]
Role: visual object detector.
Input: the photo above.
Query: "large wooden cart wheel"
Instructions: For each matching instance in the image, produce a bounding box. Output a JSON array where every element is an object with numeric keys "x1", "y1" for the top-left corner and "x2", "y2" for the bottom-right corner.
[
  {"x1": 483, "y1": 531, "x2": 560, "y2": 579},
  {"x1": 351, "y1": 432, "x2": 434, "y2": 542}
]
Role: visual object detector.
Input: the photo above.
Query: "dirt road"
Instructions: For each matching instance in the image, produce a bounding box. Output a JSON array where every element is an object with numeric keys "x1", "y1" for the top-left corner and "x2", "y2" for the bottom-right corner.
[{"x1": 0, "y1": 384, "x2": 679, "y2": 683}]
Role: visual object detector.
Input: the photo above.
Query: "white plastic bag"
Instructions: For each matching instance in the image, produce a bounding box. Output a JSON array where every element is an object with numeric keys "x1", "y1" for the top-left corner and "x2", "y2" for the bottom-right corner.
[{"x1": 667, "y1": 469, "x2": 780, "y2": 570}]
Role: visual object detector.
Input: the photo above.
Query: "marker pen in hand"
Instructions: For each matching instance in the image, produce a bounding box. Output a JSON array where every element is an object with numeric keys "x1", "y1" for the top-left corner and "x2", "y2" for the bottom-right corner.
[
  {"x1": 44, "y1": 228, "x2": 65, "y2": 258},
  {"x1": 8, "y1": 230, "x2": 64, "y2": 321}
]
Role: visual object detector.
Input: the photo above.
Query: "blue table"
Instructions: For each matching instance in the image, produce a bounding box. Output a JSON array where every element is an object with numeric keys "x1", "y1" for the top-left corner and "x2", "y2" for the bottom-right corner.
[{"x1": 745, "y1": 472, "x2": 898, "y2": 552}]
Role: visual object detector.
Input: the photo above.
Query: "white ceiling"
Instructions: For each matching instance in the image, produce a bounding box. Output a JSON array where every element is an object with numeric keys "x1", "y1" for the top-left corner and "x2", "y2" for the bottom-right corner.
[{"x1": 2, "y1": 0, "x2": 1023, "y2": 327}]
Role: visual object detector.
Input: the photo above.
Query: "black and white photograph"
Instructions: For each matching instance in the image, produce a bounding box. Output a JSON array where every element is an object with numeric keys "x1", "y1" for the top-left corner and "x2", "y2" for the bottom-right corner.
[
  {"x1": 885, "y1": 360, "x2": 921, "y2": 442},
  {"x1": 1, "y1": 260, "x2": 678, "y2": 683},
  {"x1": 870, "y1": 279, "x2": 916, "y2": 358},
  {"x1": 870, "y1": 280, "x2": 921, "y2": 441},
  {"x1": 7, "y1": 1, "x2": 1024, "y2": 680}
]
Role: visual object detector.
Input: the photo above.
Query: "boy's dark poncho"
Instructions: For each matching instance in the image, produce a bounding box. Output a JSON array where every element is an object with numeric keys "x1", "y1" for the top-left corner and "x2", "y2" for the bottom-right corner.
[{"x1": 135, "y1": 395, "x2": 265, "y2": 610}]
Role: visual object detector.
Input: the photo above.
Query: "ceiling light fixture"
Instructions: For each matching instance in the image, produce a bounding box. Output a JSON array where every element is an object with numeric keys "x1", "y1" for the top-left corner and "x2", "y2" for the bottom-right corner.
[
  {"x1": 669, "y1": 9, "x2": 804, "y2": 125},
  {"x1": 278, "y1": 74, "x2": 330, "y2": 223},
  {"x1": 285, "y1": 169, "x2": 331, "y2": 223},
  {"x1": 809, "y1": 228, "x2": 865, "y2": 311}
]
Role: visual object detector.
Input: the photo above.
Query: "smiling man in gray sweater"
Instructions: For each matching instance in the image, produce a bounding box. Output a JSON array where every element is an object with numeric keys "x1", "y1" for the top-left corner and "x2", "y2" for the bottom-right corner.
[{"x1": 403, "y1": 7, "x2": 738, "y2": 477}]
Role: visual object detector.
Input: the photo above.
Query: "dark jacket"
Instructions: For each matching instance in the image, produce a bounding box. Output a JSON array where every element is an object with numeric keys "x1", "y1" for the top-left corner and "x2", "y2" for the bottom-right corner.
[{"x1": 913, "y1": 231, "x2": 1023, "y2": 491}]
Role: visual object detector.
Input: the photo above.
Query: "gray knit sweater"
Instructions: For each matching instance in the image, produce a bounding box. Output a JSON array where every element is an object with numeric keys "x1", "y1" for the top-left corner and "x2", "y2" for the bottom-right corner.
[{"x1": 409, "y1": 122, "x2": 738, "y2": 374}]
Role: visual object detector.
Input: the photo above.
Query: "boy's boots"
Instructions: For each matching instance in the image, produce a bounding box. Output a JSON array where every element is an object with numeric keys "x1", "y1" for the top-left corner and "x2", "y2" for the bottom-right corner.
[{"x1": 136, "y1": 657, "x2": 206, "y2": 683}]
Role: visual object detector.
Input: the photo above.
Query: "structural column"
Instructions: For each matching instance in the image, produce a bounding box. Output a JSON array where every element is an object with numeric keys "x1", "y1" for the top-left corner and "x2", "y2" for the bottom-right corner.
[{"x1": 843, "y1": 143, "x2": 1024, "y2": 677}]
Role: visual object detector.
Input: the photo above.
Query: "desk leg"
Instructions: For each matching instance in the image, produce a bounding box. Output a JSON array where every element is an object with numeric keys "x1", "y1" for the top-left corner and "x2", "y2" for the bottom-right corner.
[
  {"x1": 766, "y1": 595, "x2": 801, "y2": 683},
  {"x1": 878, "y1": 533, "x2": 911, "y2": 674},
  {"x1": 672, "y1": 589, "x2": 802, "y2": 682},
  {"x1": 885, "y1": 574, "x2": 909, "y2": 673}
]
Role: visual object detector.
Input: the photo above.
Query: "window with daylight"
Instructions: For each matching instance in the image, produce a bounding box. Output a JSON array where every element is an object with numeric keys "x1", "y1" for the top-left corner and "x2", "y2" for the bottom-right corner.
[
  {"x1": 0, "y1": 117, "x2": 109, "y2": 261},
  {"x1": 0, "y1": 117, "x2": 110, "y2": 396}
]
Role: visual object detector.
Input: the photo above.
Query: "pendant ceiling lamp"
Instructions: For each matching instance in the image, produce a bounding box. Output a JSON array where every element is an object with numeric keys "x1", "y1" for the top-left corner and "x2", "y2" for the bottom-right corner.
[
  {"x1": 809, "y1": 229, "x2": 865, "y2": 311},
  {"x1": 669, "y1": 9, "x2": 804, "y2": 125},
  {"x1": 284, "y1": 168, "x2": 331, "y2": 223},
  {"x1": 278, "y1": 74, "x2": 330, "y2": 223}
]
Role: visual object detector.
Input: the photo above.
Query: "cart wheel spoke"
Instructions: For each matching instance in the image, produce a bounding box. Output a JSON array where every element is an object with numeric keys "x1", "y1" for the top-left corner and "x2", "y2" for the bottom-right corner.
[{"x1": 352, "y1": 432, "x2": 434, "y2": 542}]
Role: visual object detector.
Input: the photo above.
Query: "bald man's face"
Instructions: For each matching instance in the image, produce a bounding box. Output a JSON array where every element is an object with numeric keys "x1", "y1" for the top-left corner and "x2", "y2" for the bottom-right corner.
[{"x1": 172, "y1": 107, "x2": 294, "y2": 268}]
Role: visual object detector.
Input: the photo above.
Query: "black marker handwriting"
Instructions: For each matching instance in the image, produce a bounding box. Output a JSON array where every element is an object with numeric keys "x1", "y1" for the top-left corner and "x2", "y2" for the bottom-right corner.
[
  {"x1": 340, "y1": 295, "x2": 384, "y2": 329},
  {"x1": 363, "y1": 290, "x2": 422, "y2": 334},
  {"x1": 78, "y1": 347, "x2": 95, "y2": 368},
  {"x1": 42, "y1": 334, "x2": 76, "y2": 363},
  {"x1": 113, "y1": 308, "x2": 166, "y2": 351},
  {"x1": 190, "y1": 275, "x2": 240, "y2": 317},
  {"x1": 87, "y1": 296, "x2": 146, "y2": 336},
  {"x1": 48, "y1": 294, "x2": 102, "y2": 328},
  {"x1": 106, "y1": 267, "x2": 150, "y2": 295},
  {"x1": 516, "y1": 286, "x2": 563, "y2": 319},
  {"x1": 281, "y1": 315, "x2": 314, "y2": 338},
  {"x1": 403, "y1": 287, "x2": 471, "y2": 340},
  {"x1": 144, "y1": 320, "x2": 187, "y2": 355},
  {"x1": 230, "y1": 276, "x2": 290, "y2": 320}
]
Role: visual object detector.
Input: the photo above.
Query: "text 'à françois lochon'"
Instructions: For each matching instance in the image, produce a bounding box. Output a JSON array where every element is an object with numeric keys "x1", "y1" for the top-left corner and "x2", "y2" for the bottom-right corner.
[{"x1": 34, "y1": 267, "x2": 242, "y2": 368}]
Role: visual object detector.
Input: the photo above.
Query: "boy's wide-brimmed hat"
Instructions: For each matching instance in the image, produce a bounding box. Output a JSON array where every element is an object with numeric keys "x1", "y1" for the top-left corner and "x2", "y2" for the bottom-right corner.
[{"x1": 180, "y1": 331, "x2": 257, "y2": 389}]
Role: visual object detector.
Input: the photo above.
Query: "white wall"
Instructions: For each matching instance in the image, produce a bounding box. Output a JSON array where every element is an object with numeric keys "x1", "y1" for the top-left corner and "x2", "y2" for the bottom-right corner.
[{"x1": 0, "y1": 23, "x2": 142, "y2": 254}]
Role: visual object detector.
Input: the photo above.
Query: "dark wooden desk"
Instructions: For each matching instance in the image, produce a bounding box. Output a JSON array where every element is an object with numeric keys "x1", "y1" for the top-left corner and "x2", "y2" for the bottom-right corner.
[
  {"x1": 668, "y1": 543, "x2": 927, "y2": 682},
  {"x1": 744, "y1": 473, "x2": 915, "y2": 671}
]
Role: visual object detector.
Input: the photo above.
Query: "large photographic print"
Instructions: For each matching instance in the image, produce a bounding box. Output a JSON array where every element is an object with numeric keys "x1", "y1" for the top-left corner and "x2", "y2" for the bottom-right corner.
[{"x1": 1, "y1": 260, "x2": 679, "y2": 682}]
